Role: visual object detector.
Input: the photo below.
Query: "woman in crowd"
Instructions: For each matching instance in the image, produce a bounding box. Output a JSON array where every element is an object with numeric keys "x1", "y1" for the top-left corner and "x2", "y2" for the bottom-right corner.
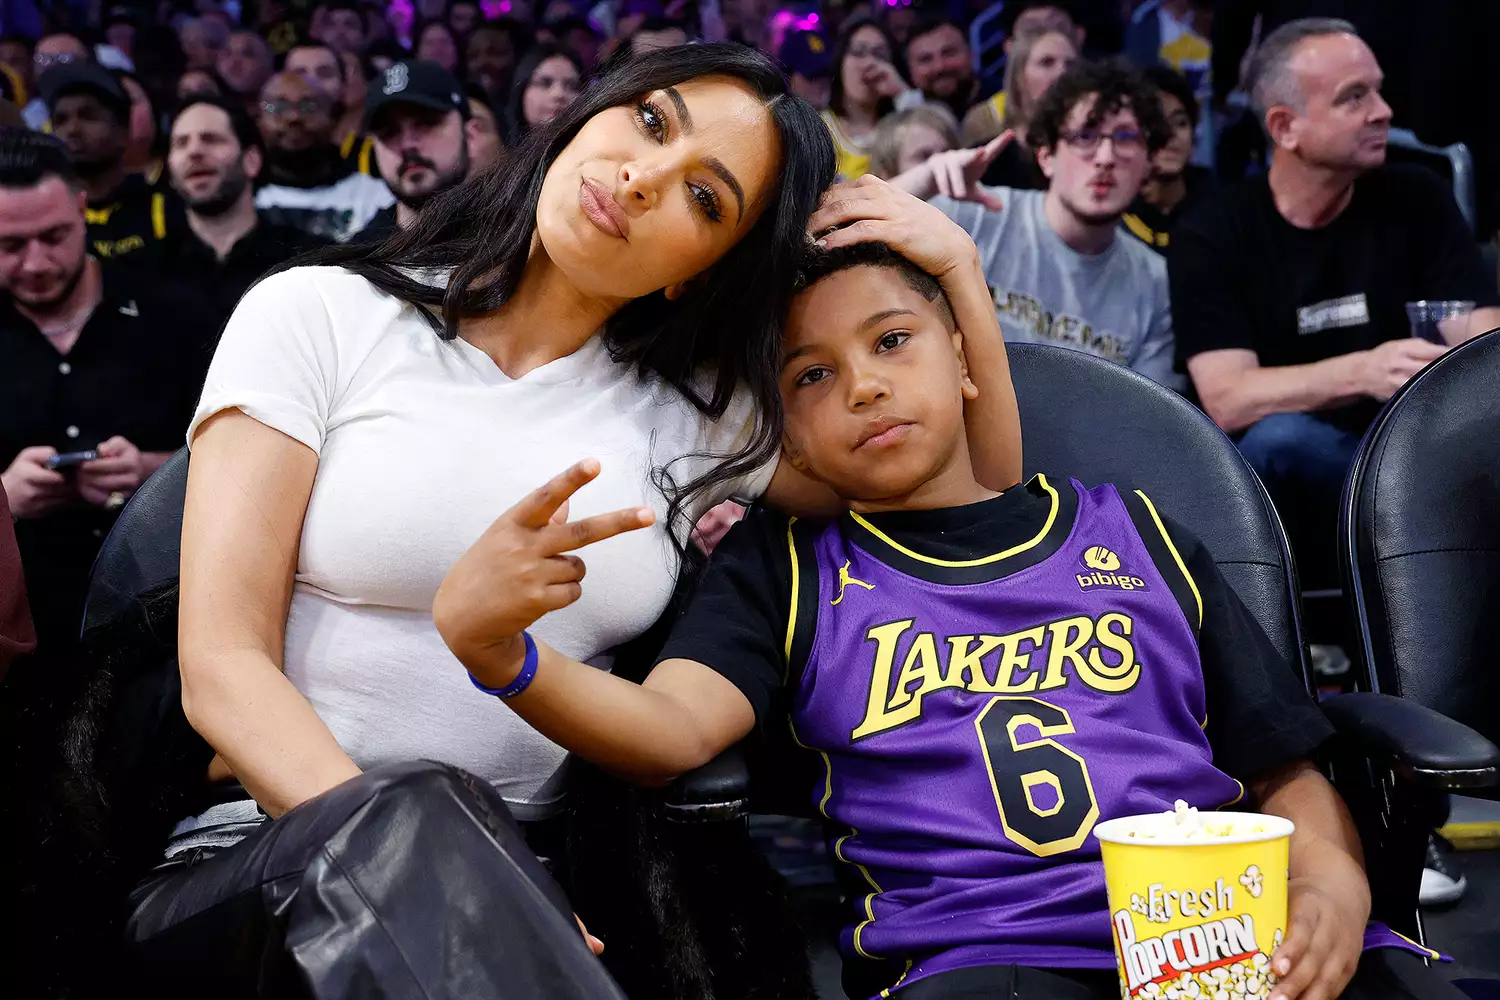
[
  {"x1": 963, "y1": 26, "x2": 1076, "y2": 188},
  {"x1": 175, "y1": 66, "x2": 227, "y2": 100},
  {"x1": 822, "y1": 15, "x2": 910, "y2": 181},
  {"x1": 116, "y1": 71, "x2": 165, "y2": 184},
  {"x1": 868, "y1": 102, "x2": 959, "y2": 180},
  {"x1": 507, "y1": 43, "x2": 584, "y2": 144},
  {"x1": 127, "y1": 41, "x2": 1021, "y2": 995},
  {"x1": 414, "y1": 17, "x2": 462, "y2": 76}
]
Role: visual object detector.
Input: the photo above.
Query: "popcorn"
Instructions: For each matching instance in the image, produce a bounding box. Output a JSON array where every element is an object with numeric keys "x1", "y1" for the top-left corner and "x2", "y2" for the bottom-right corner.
[
  {"x1": 1097, "y1": 807, "x2": 1293, "y2": 1000},
  {"x1": 1147, "y1": 960, "x2": 1277, "y2": 1000},
  {"x1": 1118, "y1": 800, "x2": 1274, "y2": 841}
]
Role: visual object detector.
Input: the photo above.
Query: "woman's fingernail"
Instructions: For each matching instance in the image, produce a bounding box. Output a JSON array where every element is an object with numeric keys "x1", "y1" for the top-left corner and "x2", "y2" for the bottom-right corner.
[{"x1": 814, "y1": 238, "x2": 827, "y2": 248}]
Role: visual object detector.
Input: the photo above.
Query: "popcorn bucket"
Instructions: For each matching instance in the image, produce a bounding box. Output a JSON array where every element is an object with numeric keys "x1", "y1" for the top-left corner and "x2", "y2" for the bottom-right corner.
[{"x1": 1094, "y1": 805, "x2": 1294, "y2": 1000}]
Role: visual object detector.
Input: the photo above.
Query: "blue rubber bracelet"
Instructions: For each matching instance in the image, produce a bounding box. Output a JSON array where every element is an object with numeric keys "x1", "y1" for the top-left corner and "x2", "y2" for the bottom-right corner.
[{"x1": 469, "y1": 632, "x2": 539, "y2": 699}]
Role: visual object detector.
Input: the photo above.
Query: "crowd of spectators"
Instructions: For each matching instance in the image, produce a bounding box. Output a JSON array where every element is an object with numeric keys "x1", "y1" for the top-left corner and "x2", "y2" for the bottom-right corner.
[{"x1": 0, "y1": 0, "x2": 1499, "y2": 990}]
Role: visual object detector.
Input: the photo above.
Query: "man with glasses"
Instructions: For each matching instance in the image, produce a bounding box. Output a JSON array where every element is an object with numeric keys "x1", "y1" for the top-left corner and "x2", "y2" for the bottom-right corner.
[
  {"x1": 22, "y1": 32, "x2": 89, "y2": 129},
  {"x1": 252, "y1": 70, "x2": 392, "y2": 242},
  {"x1": 895, "y1": 60, "x2": 1182, "y2": 389}
]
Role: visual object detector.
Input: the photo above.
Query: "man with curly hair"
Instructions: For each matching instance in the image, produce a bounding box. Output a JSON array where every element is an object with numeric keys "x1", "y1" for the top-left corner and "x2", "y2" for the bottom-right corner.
[{"x1": 896, "y1": 60, "x2": 1182, "y2": 391}]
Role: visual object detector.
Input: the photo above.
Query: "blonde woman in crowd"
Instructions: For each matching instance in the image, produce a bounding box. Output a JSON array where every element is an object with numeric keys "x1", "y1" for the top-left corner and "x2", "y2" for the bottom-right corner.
[
  {"x1": 962, "y1": 27, "x2": 1076, "y2": 188},
  {"x1": 868, "y1": 102, "x2": 960, "y2": 179}
]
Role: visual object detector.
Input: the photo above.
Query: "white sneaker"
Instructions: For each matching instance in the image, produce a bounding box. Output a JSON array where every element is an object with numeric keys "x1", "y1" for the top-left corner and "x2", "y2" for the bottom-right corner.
[
  {"x1": 1420, "y1": 836, "x2": 1468, "y2": 907},
  {"x1": 1310, "y1": 644, "x2": 1351, "y2": 678}
]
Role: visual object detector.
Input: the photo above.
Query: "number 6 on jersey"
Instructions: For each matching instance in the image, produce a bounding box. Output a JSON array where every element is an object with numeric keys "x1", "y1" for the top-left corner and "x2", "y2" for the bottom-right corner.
[{"x1": 975, "y1": 696, "x2": 1099, "y2": 857}]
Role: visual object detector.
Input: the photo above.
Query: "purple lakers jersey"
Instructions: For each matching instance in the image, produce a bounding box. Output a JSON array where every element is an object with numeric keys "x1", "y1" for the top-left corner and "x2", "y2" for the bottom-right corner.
[{"x1": 787, "y1": 476, "x2": 1244, "y2": 993}]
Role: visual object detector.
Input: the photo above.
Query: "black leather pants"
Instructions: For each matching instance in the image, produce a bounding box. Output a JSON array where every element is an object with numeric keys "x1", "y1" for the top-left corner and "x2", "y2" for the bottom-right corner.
[{"x1": 124, "y1": 760, "x2": 628, "y2": 1000}]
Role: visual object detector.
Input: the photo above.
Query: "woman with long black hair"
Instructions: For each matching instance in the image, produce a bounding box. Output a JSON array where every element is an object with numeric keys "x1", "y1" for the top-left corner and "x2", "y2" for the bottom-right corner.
[
  {"x1": 507, "y1": 42, "x2": 585, "y2": 145},
  {"x1": 124, "y1": 43, "x2": 1020, "y2": 996}
]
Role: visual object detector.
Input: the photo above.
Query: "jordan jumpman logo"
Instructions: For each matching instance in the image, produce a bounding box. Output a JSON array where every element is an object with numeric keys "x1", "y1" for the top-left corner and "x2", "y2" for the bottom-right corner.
[{"x1": 831, "y1": 560, "x2": 876, "y2": 606}]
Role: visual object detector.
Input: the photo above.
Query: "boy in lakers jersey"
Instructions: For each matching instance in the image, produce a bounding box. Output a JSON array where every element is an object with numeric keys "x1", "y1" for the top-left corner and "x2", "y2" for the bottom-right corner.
[{"x1": 438, "y1": 241, "x2": 1458, "y2": 1000}]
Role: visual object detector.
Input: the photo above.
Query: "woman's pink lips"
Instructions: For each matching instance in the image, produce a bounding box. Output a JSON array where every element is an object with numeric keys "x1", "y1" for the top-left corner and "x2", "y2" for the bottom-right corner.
[{"x1": 579, "y1": 177, "x2": 629, "y2": 239}]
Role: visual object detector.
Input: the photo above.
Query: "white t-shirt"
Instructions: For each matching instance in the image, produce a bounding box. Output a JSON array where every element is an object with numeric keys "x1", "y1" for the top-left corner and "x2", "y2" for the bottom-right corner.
[
  {"x1": 254, "y1": 173, "x2": 395, "y2": 243},
  {"x1": 189, "y1": 266, "x2": 775, "y2": 818}
]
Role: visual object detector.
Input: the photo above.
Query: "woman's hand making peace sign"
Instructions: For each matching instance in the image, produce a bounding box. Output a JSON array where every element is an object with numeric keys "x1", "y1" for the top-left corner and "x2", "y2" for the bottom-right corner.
[{"x1": 433, "y1": 459, "x2": 656, "y2": 688}]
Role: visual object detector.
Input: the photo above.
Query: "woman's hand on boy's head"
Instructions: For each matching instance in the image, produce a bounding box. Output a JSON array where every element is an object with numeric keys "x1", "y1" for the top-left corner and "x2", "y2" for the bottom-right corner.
[
  {"x1": 809, "y1": 175, "x2": 980, "y2": 281},
  {"x1": 1267, "y1": 874, "x2": 1367, "y2": 1000},
  {"x1": 433, "y1": 459, "x2": 656, "y2": 676}
]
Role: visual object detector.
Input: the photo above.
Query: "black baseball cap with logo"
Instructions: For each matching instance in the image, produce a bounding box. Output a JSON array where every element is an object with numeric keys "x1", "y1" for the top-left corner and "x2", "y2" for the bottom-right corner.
[
  {"x1": 38, "y1": 63, "x2": 131, "y2": 122},
  {"x1": 364, "y1": 59, "x2": 469, "y2": 131}
]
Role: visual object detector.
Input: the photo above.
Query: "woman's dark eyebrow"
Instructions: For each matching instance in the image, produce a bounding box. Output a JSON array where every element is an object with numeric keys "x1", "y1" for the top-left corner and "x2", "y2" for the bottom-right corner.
[
  {"x1": 663, "y1": 87, "x2": 745, "y2": 221},
  {"x1": 705, "y1": 157, "x2": 745, "y2": 220},
  {"x1": 664, "y1": 86, "x2": 693, "y2": 131}
]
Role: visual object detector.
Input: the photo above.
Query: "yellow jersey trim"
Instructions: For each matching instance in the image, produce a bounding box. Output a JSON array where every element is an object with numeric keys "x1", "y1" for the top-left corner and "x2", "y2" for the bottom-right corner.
[
  {"x1": 1133, "y1": 489, "x2": 1202, "y2": 627},
  {"x1": 879, "y1": 961, "x2": 913, "y2": 998},
  {"x1": 150, "y1": 192, "x2": 166, "y2": 239},
  {"x1": 1388, "y1": 928, "x2": 1443, "y2": 961},
  {"x1": 340, "y1": 131, "x2": 357, "y2": 157},
  {"x1": 790, "y1": 718, "x2": 884, "y2": 959},
  {"x1": 83, "y1": 203, "x2": 114, "y2": 225},
  {"x1": 357, "y1": 134, "x2": 375, "y2": 175},
  {"x1": 1122, "y1": 212, "x2": 1153, "y2": 243},
  {"x1": 784, "y1": 517, "x2": 800, "y2": 666},
  {"x1": 848, "y1": 474, "x2": 1060, "y2": 568},
  {"x1": 2, "y1": 64, "x2": 26, "y2": 105}
]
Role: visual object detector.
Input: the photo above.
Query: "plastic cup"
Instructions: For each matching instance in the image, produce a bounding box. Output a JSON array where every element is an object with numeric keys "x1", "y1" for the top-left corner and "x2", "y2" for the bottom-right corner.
[
  {"x1": 1406, "y1": 300, "x2": 1474, "y2": 344},
  {"x1": 1094, "y1": 810, "x2": 1294, "y2": 1000}
]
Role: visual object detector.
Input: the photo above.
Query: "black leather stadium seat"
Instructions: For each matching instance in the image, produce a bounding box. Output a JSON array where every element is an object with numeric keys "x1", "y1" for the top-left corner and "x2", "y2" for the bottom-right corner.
[
  {"x1": 1343, "y1": 328, "x2": 1500, "y2": 757},
  {"x1": 1010, "y1": 344, "x2": 1304, "y2": 679},
  {"x1": 80, "y1": 448, "x2": 190, "y2": 637}
]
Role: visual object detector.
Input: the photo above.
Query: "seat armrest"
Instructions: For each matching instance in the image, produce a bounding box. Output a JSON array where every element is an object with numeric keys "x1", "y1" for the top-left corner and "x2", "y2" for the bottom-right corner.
[
  {"x1": 1321, "y1": 692, "x2": 1500, "y2": 790},
  {"x1": 663, "y1": 744, "x2": 750, "y2": 822}
]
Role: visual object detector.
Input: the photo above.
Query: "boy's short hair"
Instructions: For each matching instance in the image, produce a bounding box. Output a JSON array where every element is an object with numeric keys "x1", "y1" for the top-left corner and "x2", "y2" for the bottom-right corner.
[
  {"x1": 1026, "y1": 59, "x2": 1172, "y2": 155},
  {"x1": 796, "y1": 241, "x2": 956, "y2": 332}
]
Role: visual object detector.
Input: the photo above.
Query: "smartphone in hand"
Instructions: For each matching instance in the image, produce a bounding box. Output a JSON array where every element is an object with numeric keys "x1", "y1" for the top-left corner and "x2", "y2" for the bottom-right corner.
[{"x1": 46, "y1": 450, "x2": 98, "y2": 471}]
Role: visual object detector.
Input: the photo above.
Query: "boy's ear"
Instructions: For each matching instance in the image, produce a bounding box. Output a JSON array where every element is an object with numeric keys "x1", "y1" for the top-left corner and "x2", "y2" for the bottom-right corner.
[
  {"x1": 782, "y1": 432, "x2": 811, "y2": 475},
  {"x1": 664, "y1": 281, "x2": 690, "y2": 301},
  {"x1": 952, "y1": 331, "x2": 979, "y2": 401}
]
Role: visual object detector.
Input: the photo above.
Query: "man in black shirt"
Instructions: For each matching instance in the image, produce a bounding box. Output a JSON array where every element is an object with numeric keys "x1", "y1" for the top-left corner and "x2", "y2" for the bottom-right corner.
[
  {"x1": 40, "y1": 62, "x2": 178, "y2": 261},
  {"x1": 162, "y1": 95, "x2": 326, "y2": 322},
  {"x1": 0, "y1": 130, "x2": 218, "y2": 652},
  {"x1": 1169, "y1": 18, "x2": 1500, "y2": 588}
]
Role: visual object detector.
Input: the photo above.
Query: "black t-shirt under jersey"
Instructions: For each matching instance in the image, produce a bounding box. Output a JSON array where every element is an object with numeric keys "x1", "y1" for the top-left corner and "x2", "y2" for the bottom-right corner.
[
  {"x1": 1169, "y1": 165, "x2": 1499, "y2": 432},
  {"x1": 660, "y1": 478, "x2": 1333, "y2": 785}
]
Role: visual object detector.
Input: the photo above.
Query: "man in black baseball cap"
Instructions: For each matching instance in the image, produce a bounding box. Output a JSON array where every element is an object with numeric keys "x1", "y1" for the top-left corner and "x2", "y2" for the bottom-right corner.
[
  {"x1": 40, "y1": 63, "x2": 178, "y2": 260},
  {"x1": 358, "y1": 59, "x2": 472, "y2": 240}
]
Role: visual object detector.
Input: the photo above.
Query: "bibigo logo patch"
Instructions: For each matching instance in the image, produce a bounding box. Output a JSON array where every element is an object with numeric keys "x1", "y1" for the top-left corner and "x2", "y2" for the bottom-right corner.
[{"x1": 1078, "y1": 545, "x2": 1149, "y2": 593}]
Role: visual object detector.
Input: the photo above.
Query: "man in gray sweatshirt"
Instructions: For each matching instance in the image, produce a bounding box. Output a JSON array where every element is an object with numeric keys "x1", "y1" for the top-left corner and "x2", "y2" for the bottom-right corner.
[{"x1": 895, "y1": 61, "x2": 1182, "y2": 390}]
